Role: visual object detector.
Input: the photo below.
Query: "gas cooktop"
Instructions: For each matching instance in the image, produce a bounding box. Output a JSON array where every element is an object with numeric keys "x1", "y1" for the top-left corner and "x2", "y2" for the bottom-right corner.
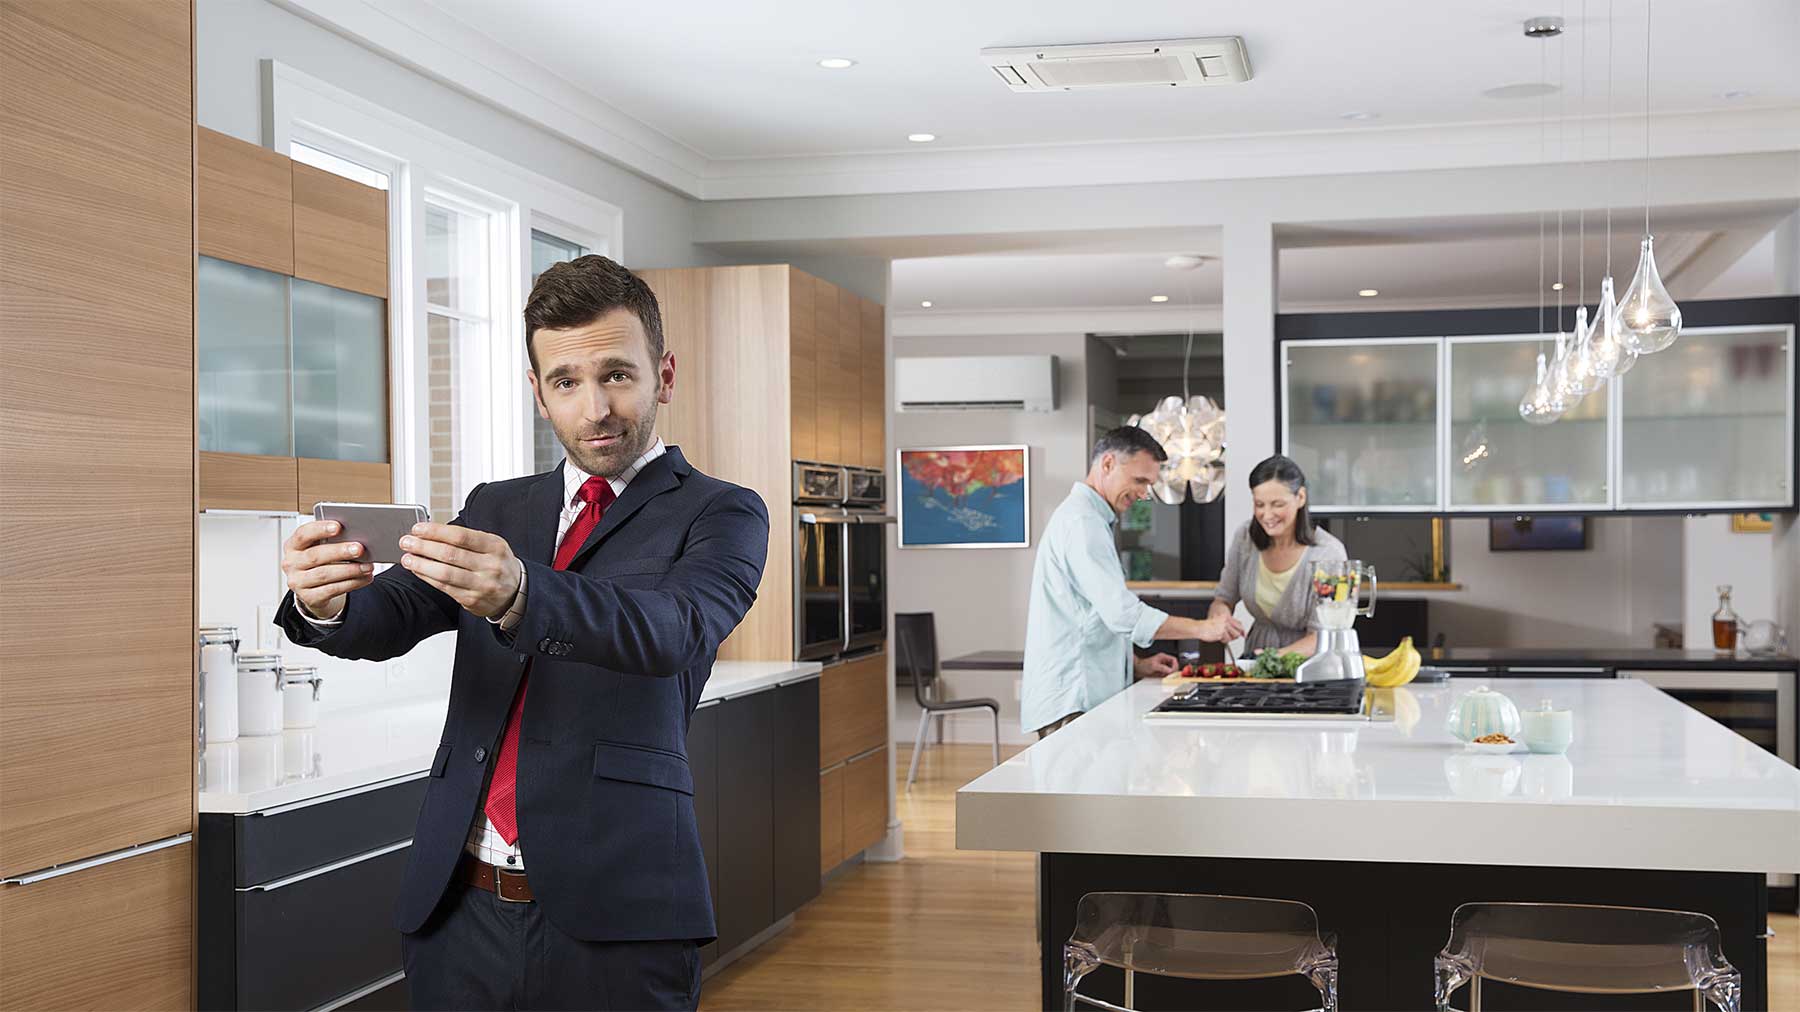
[{"x1": 1146, "y1": 679, "x2": 1372, "y2": 720}]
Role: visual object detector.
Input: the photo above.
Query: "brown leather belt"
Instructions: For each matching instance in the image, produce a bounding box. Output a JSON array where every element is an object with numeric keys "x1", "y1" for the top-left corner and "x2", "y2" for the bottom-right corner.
[{"x1": 460, "y1": 857, "x2": 535, "y2": 903}]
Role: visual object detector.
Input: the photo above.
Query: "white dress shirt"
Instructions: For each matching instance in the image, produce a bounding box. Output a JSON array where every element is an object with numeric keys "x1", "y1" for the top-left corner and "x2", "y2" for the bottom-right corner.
[{"x1": 300, "y1": 438, "x2": 667, "y2": 871}]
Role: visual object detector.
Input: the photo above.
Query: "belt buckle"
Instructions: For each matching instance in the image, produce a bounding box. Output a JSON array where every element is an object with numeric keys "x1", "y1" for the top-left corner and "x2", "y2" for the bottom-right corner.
[{"x1": 494, "y1": 867, "x2": 531, "y2": 903}]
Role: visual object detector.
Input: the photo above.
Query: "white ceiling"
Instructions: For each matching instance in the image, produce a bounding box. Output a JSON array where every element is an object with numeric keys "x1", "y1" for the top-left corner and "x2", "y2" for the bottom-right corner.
[{"x1": 425, "y1": 0, "x2": 1798, "y2": 160}]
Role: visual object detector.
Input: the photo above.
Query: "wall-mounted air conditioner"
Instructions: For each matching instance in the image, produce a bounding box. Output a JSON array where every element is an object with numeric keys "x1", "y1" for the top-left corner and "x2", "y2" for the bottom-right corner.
[
  {"x1": 894, "y1": 355, "x2": 1059, "y2": 413},
  {"x1": 981, "y1": 37, "x2": 1252, "y2": 93}
]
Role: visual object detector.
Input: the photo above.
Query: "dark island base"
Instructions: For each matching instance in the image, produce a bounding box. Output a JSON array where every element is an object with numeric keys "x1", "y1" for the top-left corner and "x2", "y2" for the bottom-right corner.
[{"x1": 1039, "y1": 853, "x2": 1768, "y2": 1011}]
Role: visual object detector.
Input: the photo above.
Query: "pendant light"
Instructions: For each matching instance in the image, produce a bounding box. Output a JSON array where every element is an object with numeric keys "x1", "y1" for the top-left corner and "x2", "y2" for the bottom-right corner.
[
  {"x1": 1127, "y1": 258, "x2": 1226, "y2": 505},
  {"x1": 1519, "y1": 14, "x2": 1567, "y2": 423},
  {"x1": 1585, "y1": 0, "x2": 1631, "y2": 380},
  {"x1": 1559, "y1": 0, "x2": 1602, "y2": 401},
  {"x1": 1619, "y1": 0, "x2": 1682, "y2": 353}
]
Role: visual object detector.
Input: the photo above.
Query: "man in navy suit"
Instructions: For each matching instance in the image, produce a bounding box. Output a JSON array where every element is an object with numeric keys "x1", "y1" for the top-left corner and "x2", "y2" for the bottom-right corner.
[{"x1": 276, "y1": 255, "x2": 769, "y2": 1011}]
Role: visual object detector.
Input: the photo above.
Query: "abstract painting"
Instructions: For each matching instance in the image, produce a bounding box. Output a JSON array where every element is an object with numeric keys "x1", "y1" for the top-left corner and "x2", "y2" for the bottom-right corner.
[{"x1": 896, "y1": 445, "x2": 1030, "y2": 548}]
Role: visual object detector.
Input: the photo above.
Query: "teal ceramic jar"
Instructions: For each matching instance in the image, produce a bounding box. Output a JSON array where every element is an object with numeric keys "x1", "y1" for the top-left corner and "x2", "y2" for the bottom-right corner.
[{"x1": 1445, "y1": 685, "x2": 1522, "y2": 742}]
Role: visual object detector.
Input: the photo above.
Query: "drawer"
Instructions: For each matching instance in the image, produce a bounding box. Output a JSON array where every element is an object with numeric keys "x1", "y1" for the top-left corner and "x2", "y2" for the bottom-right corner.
[
  {"x1": 819, "y1": 765, "x2": 844, "y2": 873},
  {"x1": 233, "y1": 776, "x2": 427, "y2": 887},
  {"x1": 843, "y1": 746, "x2": 889, "y2": 857},
  {"x1": 820, "y1": 652, "x2": 887, "y2": 768},
  {"x1": 236, "y1": 843, "x2": 410, "y2": 1012}
]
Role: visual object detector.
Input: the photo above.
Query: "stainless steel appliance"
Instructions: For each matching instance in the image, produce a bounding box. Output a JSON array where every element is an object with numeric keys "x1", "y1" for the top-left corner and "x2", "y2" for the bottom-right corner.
[
  {"x1": 794, "y1": 463, "x2": 892, "y2": 661},
  {"x1": 1296, "y1": 559, "x2": 1377, "y2": 683}
]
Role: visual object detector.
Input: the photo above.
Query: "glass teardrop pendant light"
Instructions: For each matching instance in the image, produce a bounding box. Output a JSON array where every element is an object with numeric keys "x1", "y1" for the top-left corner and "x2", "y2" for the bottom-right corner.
[
  {"x1": 1619, "y1": 234, "x2": 1682, "y2": 353},
  {"x1": 1586, "y1": 274, "x2": 1629, "y2": 378},
  {"x1": 1519, "y1": 350, "x2": 1565, "y2": 425},
  {"x1": 1557, "y1": 305, "x2": 1600, "y2": 399}
]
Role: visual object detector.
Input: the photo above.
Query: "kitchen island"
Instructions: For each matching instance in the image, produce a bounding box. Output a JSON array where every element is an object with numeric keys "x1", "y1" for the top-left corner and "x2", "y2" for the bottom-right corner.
[{"x1": 958, "y1": 677, "x2": 1800, "y2": 1010}]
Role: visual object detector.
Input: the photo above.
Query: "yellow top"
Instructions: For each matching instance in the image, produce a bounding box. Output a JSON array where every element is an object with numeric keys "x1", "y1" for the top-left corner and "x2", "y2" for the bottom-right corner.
[{"x1": 1255, "y1": 553, "x2": 1297, "y2": 619}]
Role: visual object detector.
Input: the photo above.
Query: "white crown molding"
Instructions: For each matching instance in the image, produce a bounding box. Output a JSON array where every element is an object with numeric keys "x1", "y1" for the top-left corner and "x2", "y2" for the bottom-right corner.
[
  {"x1": 271, "y1": 0, "x2": 710, "y2": 195},
  {"x1": 275, "y1": 0, "x2": 1800, "y2": 203},
  {"x1": 891, "y1": 305, "x2": 1225, "y2": 338}
]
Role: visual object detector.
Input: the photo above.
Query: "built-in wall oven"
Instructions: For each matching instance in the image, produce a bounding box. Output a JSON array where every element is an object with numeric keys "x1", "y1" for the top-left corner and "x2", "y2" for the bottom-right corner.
[{"x1": 795, "y1": 463, "x2": 891, "y2": 661}]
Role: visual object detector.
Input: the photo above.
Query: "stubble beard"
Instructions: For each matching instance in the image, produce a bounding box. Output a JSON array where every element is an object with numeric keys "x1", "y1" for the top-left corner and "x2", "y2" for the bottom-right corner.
[{"x1": 557, "y1": 388, "x2": 659, "y2": 479}]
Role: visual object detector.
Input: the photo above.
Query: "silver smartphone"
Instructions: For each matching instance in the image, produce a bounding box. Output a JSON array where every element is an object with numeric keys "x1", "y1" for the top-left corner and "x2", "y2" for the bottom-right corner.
[{"x1": 312, "y1": 502, "x2": 430, "y2": 565}]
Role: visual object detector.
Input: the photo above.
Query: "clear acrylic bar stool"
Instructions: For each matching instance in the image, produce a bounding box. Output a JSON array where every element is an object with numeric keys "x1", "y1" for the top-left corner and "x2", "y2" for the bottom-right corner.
[
  {"x1": 1434, "y1": 902, "x2": 1741, "y2": 1012},
  {"x1": 1063, "y1": 892, "x2": 1339, "y2": 1012}
]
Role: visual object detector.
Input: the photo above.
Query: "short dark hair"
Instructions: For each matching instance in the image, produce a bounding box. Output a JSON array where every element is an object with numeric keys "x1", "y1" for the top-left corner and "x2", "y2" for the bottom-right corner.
[
  {"x1": 1090, "y1": 425, "x2": 1168, "y2": 467},
  {"x1": 524, "y1": 255, "x2": 664, "y2": 373},
  {"x1": 1247, "y1": 454, "x2": 1315, "y2": 549}
]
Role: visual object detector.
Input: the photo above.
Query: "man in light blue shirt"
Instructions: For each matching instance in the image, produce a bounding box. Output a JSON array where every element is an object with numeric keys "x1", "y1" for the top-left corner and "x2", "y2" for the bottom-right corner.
[{"x1": 1022, "y1": 426, "x2": 1245, "y2": 736}]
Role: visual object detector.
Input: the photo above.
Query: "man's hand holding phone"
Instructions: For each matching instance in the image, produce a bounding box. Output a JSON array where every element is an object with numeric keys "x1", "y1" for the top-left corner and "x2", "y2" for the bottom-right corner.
[
  {"x1": 398, "y1": 523, "x2": 523, "y2": 620},
  {"x1": 281, "y1": 520, "x2": 375, "y2": 621}
]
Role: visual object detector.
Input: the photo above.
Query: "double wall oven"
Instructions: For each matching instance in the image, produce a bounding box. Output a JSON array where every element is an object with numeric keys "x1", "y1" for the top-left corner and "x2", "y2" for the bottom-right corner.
[{"x1": 794, "y1": 463, "x2": 892, "y2": 661}]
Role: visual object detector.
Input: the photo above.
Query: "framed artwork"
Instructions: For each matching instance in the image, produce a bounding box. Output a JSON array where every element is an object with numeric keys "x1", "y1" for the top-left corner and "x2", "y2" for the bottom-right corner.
[
  {"x1": 1489, "y1": 516, "x2": 1587, "y2": 552},
  {"x1": 897, "y1": 445, "x2": 1030, "y2": 548},
  {"x1": 1730, "y1": 512, "x2": 1774, "y2": 534}
]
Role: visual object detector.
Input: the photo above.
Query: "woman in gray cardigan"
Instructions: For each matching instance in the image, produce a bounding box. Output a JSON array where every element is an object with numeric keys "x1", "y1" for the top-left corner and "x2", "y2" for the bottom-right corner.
[{"x1": 1209, "y1": 455, "x2": 1346, "y2": 657}]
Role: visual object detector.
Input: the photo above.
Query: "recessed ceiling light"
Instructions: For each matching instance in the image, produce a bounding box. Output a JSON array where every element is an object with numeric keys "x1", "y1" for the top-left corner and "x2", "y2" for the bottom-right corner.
[
  {"x1": 818, "y1": 58, "x2": 856, "y2": 69},
  {"x1": 1721, "y1": 89, "x2": 1753, "y2": 100},
  {"x1": 1358, "y1": 289, "x2": 1379, "y2": 298},
  {"x1": 1149, "y1": 295, "x2": 1170, "y2": 303},
  {"x1": 1552, "y1": 281, "x2": 1565, "y2": 291},
  {"x1": 1341, "y1": 111, "x2": 1379, "y2": 121},
  {"x1": 1483, "y1": 82, "x2": 1559, "y2": 100},
  {"x1": 908, "y1": 133, "x2": 936, "y2": 143},
  {"x1": 920, "y1": 300, "x2": 932, "y2": 308}
]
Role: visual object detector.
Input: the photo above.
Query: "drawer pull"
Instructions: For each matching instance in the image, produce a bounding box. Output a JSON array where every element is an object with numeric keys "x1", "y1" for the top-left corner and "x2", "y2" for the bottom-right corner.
[
  {"x1": 1, "y1": 833, "x2": 192, "y2": 887},
  {"x1": 243, "y1": 839, "x2": 411, "y2": 893},
  {"x1": 312, "y1": 970, "x2": 406, "y2": 1012}
]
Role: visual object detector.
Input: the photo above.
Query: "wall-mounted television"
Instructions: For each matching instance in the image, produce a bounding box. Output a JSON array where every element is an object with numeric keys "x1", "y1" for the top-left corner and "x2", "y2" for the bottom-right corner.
[{"x1": 1489, "y1": 516, "x2": 1587, "y2": 552}]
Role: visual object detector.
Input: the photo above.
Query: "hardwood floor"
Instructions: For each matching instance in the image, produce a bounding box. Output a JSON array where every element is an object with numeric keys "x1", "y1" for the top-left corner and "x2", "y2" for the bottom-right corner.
[{"x1": 703, "y1": 743, "x2": 1800, "y2": 1010}]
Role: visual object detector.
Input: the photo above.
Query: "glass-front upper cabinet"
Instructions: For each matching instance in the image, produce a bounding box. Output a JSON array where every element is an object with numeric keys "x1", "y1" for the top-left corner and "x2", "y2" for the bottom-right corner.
[
  {"x1": 198, "y1": 256, "x2": 291, "y2": 457},
  {"x1": 1617, "y1": 325, "x2": 1793, "y2": 509},
  {"x1": 1282, "y1": 338, "x2": 1440, "y2": 511},
  {"x1": 1446, "y1": 336, "x2": 1609, "y2": 510},
  {"x1": 292, "y1": 279, "x2": 388, "y2": 463}
]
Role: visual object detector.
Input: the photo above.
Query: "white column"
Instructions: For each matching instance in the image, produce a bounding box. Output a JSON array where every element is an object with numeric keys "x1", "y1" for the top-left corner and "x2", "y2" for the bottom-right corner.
[
  {"x1": 1221, "y1": 217, "x2": 1278, "y2": 539},
  {"x1": 1773, "y1": 210, "x2": 1800, "y2": 296}
]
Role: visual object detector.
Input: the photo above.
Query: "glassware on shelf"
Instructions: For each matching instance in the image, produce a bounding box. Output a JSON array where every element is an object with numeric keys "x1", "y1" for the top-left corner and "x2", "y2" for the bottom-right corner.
[
  {"x1": 1586, "y1": 275, "x2": 1629, "y2": 379},
  {"x1": 1620, "y1": 235, "x2": 1683, "y2": 354},
  {"x1": 1712, "y1": 585, "x2": 1740, "y2": 653}
]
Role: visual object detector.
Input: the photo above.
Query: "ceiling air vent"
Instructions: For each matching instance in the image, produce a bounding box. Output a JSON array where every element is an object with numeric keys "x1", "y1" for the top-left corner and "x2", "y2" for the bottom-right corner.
[{"x1": 981, "y1": 37, "x2": 1252, "y2": 93}]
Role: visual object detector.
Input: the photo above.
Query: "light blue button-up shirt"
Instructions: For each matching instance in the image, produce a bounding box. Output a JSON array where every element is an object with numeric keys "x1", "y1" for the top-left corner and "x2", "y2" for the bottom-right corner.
[{"x1": 1021, "y1": 483, "x2": 1170, "y2": 733}]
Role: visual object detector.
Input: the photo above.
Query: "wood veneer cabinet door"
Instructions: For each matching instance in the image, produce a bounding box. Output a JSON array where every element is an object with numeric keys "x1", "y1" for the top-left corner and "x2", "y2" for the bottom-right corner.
[
  {"x1": 196, "y1": 126, "x2": 293, "y2": 274},
  {"x1": 843, "y1": 746, "x2": 889, "y2": 856},
  {"x1": 0, "y1": 0, "x2": 195, "y2": 877},
  {"x1": 836, "y1": 286, "x2": 862, "y2": 467},
  {"x1": 811, "y1": 275, "x2": 842, "y2": 464},
  {"x1": 292, "y1": 162, "x2": 387, "y2": 298},
  {"x1": 199, "y1": 451, "x2": 296, "y2": 512},
  {"x1": 860, "y1": 297, "x2": 885, "y2": 471},
  {"x1": 819, "y1": 652, "x2": 887, "y2": 769},
  {"x1": 297, "y1": 458, "x2": 392, "y2": 515},
  {"x1": 0, "y1": 842, "x2": 193, "y2": 1010},
  {"x1": 818, "y1": 765, "x2": 844, "y2": 873},
  {"x1": 788, "y1": 270, "x2": 818, "y2": 461}
]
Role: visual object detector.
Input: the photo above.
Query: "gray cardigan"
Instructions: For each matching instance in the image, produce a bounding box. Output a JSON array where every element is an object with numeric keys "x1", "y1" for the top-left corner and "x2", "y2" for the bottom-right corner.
[{"x1": 1214, "y1": 521, "x2": 1347, "y2": 654}]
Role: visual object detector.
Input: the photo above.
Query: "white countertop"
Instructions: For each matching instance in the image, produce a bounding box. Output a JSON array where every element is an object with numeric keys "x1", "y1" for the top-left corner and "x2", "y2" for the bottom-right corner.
[
  {"x1": 199, "y1": 659, "x2": 822, "y2": 815},
  {"x1": 956, "y1": 678, "x2": 1800, "y2": 874}
]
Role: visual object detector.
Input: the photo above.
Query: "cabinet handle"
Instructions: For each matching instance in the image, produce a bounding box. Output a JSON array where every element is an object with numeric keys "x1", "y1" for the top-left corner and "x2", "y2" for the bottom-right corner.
[
  {"x1": 313, "y1": 970, "x2": 405, "y2": 1012},
  {"x1": 1, "y1": 833, "x2": 192, "y2": 887},
  {"x1": 242, "y1": 839, "x2": 411, "y2": 892}
]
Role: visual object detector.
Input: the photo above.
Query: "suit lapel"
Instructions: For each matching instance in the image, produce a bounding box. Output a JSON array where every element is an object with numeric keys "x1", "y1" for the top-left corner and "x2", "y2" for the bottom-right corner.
[
  {"x1": 562, "y1": 447, "x2": 691, "y2": 571},
  {"x1": 524, "y1": 464, "x2": 564, "y2": 566}
]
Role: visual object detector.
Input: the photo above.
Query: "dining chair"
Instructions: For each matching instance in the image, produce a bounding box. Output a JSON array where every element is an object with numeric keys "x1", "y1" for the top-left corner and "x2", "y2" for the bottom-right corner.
[
  {"x1": 1434, "y1": 901, "x2": 1740, "y2": 1011},
  {"x1": 894, "y1": 611, "x2": 1000, "y2": 791},
  {"x1": 1063, "y1": 891, "x2": 1339, "y2": 1012}
]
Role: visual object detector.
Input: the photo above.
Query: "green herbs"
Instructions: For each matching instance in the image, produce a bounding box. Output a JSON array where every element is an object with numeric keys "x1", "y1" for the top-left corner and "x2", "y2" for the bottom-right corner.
[{"x1": 1250, "y1": 650, "x2": 1307, "y2": 679}]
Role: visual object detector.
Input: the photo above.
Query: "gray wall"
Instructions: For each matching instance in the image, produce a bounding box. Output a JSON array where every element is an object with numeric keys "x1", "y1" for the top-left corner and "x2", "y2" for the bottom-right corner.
[
  {"x1": 1431, "y1": 516, "x2": 1685, "y2": 649},
  {"x1": 195, "y1": 0, "x2": 716, "y2": 270},
  {"x1": 888, "y1": 334, "x2": 1090, "y2": 662}
]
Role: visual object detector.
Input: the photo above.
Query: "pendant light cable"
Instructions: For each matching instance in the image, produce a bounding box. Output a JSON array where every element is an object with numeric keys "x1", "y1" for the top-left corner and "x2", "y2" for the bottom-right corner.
[
  {"x1": 1577, "y1": 0, "x2": 1588, "y2": 308},
  {"x1": 1605, "y1": 0, "x2": 1615, "y2": 275},
  {"x1": 1643, "y1": 0, "x2": 1653, "y2": 236}
]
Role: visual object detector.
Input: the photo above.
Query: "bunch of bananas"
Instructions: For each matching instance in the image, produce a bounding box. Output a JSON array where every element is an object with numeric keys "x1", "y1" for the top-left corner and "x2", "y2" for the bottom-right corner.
[{"x1": 1362, "y1": 637, "x2": 1421, "y2": 688}]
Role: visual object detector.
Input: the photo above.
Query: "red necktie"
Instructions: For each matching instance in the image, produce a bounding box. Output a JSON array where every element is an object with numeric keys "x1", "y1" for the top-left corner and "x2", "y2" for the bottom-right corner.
[{"x1": 484, "y1": 475, "x2": 616, "y2": 845}]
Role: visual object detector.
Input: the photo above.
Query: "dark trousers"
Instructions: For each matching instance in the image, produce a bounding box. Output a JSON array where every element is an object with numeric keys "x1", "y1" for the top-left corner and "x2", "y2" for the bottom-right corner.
[{"x1": 403, "y1": 881, "x2": 701, "y2": 1011}]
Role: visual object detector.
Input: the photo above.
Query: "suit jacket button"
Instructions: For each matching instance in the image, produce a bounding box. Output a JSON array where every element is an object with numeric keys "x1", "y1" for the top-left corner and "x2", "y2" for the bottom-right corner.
[
  {"x1": 473, "y1": 746, "x2": 487, "y2": 763},
  {"x1": 539, "y1": 638, "x2": 551, "y2": 651}
]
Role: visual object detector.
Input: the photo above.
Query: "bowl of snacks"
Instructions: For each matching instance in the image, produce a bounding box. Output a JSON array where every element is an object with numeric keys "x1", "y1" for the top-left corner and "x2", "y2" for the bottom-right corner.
[{"x1": 1465, "y1": 732, "x2": 1523, "y2": 754}]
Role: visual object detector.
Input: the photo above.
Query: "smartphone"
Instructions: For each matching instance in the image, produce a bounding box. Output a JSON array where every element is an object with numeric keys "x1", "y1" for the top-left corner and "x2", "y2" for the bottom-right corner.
[{"x1": 312, "y1": 502, "x2": 430, "y2": 565}]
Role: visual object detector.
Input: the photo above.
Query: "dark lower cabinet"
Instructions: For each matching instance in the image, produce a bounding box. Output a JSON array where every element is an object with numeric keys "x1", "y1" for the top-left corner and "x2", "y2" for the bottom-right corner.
[
  {"x1": 715, "y1": 689, "x2": 775, "y2": 956},
  {"x1": 199, "y1": 776, "x2": 426, "y2": 1011},
  {"x1": 688, "y1": 703, "x2": 722, "y2": 966},
  {"x1": 771, "y1": 679, "x2": 822, "y2": 918}
]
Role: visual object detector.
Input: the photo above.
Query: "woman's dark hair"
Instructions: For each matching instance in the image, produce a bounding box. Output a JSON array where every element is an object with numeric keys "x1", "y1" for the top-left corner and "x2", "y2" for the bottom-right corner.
[{"x1": 1247, "y1": 454, "x2": 1314, "y2": 549}]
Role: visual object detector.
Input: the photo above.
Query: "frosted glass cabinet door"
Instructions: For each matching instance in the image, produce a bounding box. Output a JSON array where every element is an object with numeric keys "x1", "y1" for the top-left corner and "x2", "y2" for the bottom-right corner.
[
  {"x1": 1446, "y1": 337, "x2": 1608, "y2": 509},
  {"x1": 1283, "y1": 339, "x2": 1440, "y2": 509},
  {"x1": 197, "y1": 256, "x2": 291, "y2": 456},
  {"x1": 1618, "y1": 325, "x2": 1793, "y2": 508},
  {"x1": 291, "y1": 279, "x2": 388, "y2": 463}
]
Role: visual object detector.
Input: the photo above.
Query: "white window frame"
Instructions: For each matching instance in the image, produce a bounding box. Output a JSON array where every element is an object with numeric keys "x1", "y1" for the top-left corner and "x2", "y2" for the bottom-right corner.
[{"x1": 264, "y1": 59, "x2": 625, "y2": 508}]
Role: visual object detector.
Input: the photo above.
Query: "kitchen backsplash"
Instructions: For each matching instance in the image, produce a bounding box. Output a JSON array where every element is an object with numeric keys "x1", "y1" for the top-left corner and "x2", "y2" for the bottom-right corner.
[{"x1": 199, "y1": 514, "x2": 453, "y2": 711}]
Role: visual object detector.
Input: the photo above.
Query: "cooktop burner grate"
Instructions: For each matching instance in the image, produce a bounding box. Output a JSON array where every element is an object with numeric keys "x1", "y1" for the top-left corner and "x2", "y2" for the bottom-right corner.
[{"x1": 1151, "y1": 679, "x2": 1366, "y2": 716}]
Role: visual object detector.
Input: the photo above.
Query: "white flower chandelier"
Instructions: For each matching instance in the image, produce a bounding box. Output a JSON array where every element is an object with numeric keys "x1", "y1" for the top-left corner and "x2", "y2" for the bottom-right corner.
[{"x1": 1128, "y1": 255, "x2": 1226, "y2": 505}]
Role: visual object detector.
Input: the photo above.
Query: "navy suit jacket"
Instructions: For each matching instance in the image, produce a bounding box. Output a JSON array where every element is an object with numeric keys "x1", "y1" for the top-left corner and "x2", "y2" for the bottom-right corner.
[{"x1": 275, "y1": 446, "x2": 769, "y2": 942}]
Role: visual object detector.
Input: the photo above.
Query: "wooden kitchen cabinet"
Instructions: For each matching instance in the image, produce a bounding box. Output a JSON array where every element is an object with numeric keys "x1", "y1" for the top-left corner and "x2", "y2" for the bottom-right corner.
[
  {"x1": 197, "y1": 126, "x2": 294, "y2": 275},
  {"x1": 292, "y1": 161, "x2": 388, "y2": 298},
  {"x1": 837, "y1": 286, "x2": 863, "y2": 465},
  {"x1": 842, "y1": 746, "x2": 889, "y2": 857},
  {"x1": 812, "y1": 273, "x2": 844, "y2": 463},
  {"x1": 860, "y1": 298, "x2": 886, "y2": 469},
  {"x1": 819, "y1": 651, "x2": 888, "y2": 769},
  {"x1": 818, "y1": 765, "x2": 845, "y2": 874},
  {"x1": 789, "y1": 273, "x2": 819, "y2": 462}
]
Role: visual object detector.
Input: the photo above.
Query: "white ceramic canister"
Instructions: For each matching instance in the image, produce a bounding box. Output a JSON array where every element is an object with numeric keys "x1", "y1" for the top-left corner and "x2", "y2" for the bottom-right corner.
[
  {"x1": 282, "y1": 665, "x2": 322, "y2": 729},
  {"x1": 198, "y1": 625, "x2": 240, "y2": 746},
  {"x1": 1444, "y1": 685, "x2": 1522, "y2": 742},
  {"x1": 237, "y1": 650, "x2": 285, "y2": 737}
]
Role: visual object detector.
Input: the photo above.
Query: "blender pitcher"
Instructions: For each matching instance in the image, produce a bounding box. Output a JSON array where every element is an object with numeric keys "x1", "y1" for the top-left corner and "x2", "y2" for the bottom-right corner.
[{"x1": 1296, "y1": 559, "x2": 1377, "y2": 683}]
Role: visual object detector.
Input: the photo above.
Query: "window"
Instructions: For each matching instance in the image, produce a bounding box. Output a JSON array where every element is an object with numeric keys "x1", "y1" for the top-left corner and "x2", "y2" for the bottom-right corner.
[
  {"x1": 528, "y1": 228, "x2": 590, "y2": 473},
  {"x1": 425, "y1": 198, "x2": 503, "y2": 520},
  {"x1": 290, "y1": 141, "x2": 390, "y2": 191}
]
